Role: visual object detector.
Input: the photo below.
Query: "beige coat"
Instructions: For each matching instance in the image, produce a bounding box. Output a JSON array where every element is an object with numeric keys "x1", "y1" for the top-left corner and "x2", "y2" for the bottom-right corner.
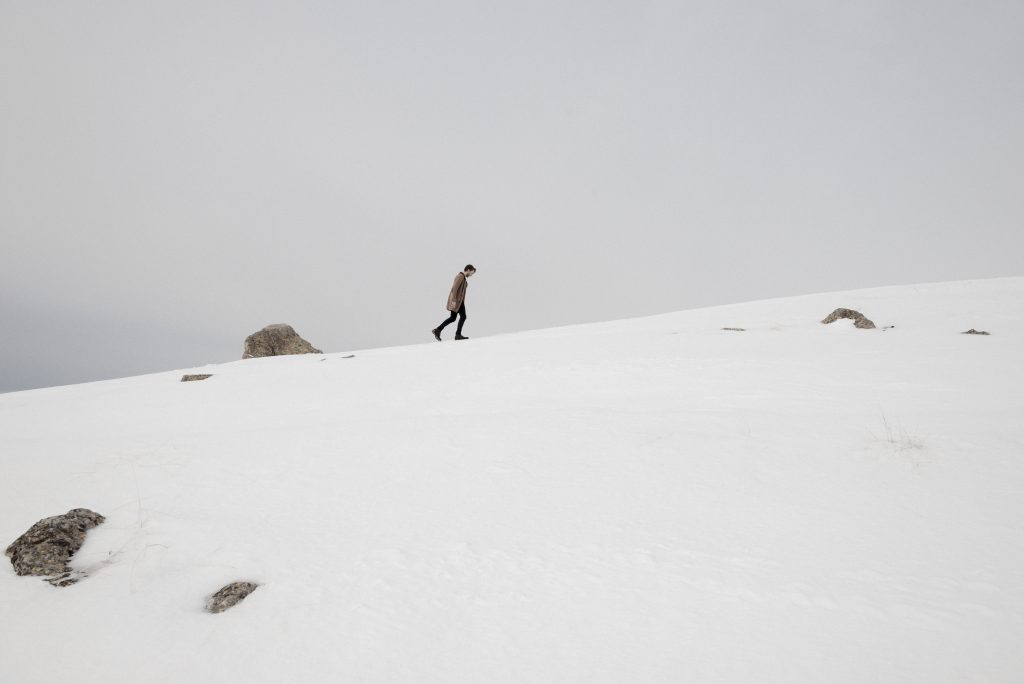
[{"x1": 446, "y1": 272, "x2": 468, "y2": 311}]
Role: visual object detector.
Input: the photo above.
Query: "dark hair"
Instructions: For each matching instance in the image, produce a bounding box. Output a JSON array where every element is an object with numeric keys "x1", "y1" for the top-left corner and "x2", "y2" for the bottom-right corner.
[{"x1": 464, "y1": 264, "x2": 476, "y2": 272}]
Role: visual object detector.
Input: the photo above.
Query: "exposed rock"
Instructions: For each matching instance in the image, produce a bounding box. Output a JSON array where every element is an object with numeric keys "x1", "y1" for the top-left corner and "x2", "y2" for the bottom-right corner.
[
  {"x1": 721, "y1": 327, "x2": 746, "y2": 332},
  {"x1": 821, "y1": 308, "x2": 876, "y2": 329},
  {"x1": 962, "y1": 329, "x2": 991, "y2": 335},
  {"x1": 181, "y1": 374, "x2": 213, "y2": 382},
  {"x1": 5, "y1": 508, "x2": 105, "y2": 586},
  {"x1": 243, "y1": 324, "x2": 322, "y2": 359},
  {"x1": 207, "y1": 581, "x2": 259, "y2": 613}
]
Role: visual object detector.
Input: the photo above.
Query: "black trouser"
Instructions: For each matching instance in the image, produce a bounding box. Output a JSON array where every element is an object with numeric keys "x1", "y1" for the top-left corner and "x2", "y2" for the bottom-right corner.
[{"x1": 437, "y1": 303, "x2": 467, "y2": 336}]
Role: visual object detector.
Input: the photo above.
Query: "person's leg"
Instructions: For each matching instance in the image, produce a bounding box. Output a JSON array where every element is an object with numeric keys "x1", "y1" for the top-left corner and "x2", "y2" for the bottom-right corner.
[
  {"x1": 455, "y1": 303, "x2": 467, "y2": 337},
  {"x1": 436, "y1": 309, "x2": 458, "y2": 332}
]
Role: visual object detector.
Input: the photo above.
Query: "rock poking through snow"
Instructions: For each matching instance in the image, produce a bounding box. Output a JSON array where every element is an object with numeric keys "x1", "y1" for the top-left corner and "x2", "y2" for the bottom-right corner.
[
  {"x1": 5, "y1": 508, "x2": 105, "y2": 586},
  {"x1": 181, "y1": 374, "x2": 213, "y2": 382},
  {"x1": 243, "y1": 324, "x2": 322, "y2": 359},
  {"x1": 821, "y1": 308, "x2": 876, "y2": 329},
  {"x1": 207, "y1": 581, "x2": 259, "y2": 613},
  {"x1": 962, "y1": 329, "x2": 991, "y2": 335}
]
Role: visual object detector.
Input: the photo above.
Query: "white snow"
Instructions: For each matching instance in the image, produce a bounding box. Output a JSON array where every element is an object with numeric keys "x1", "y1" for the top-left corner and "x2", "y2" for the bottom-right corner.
[{"x1": 2, "y1": 277, "x2": 1023, "y2": 682}]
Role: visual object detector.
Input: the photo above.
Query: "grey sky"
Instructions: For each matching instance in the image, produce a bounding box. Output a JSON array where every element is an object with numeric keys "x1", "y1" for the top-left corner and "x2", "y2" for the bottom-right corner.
[{"x1": 2, "y1": 0, "x2": 1022, "y2": 392}]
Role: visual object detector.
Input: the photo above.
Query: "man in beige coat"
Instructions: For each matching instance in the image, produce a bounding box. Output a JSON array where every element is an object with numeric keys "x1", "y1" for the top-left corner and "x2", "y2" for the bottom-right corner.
[{"x1": 432, "y1": 265, "x2": 476, "y2": 341}]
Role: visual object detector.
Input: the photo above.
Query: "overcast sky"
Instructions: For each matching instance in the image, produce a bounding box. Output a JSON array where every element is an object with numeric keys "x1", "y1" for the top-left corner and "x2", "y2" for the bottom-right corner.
[{"x1": 2, "y1": 0, "x2": 1022, "y2": 392}]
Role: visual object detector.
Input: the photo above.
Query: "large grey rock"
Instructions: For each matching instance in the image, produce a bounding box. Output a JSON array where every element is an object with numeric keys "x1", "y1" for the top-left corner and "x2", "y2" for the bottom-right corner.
[
  {"x1": 5, "y1": 508, "x2": 105, "y2": 586},
  {"x1": 243, "y1": 324, "x2": 322, "y2": 359},
  {"x1": 207, "y1": 581, "x2": 259, "y2": 613},
  {"x1": 821, "y1": 308, "x2": 876, "y2": 329}
]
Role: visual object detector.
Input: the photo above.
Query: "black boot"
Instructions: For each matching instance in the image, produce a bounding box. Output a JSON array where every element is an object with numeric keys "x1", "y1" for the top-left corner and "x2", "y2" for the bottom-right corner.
[
  {"x1": 455, "y1": 334, "x2": 469, "y2": 340},
  {"x1": 431, "y1": 328, "x2": 442, "y2": 341}
]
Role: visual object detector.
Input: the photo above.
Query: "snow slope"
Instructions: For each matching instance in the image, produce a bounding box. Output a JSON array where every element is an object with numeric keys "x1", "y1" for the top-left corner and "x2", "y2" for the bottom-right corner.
[{"x1": 2, "y1": 278, "x2": 1023, "y2": 683}]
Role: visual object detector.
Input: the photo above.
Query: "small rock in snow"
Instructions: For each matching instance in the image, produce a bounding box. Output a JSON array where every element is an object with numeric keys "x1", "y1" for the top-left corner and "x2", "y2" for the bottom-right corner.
[
  {"x1": 821, "y1": 308, "x2": 876, "y2": 329},
  {"x1": 5, "y1": 508, "x2": 105, "y2": 586},
  {"x1": 243, "y1": 324, "x2": 322, "y2": 359},
  {"x1": 962, "y1": 329, "x2": 991, "y2": 335},
  {"x1": 181, "y1": 374, "x2": 213, "y2": 382},
  {"x1": 206, "y1": 581, "x2": 259, "y2": 613}
]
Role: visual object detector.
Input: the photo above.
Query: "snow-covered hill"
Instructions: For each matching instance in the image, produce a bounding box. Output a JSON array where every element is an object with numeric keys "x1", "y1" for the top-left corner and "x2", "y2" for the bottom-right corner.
[{"x1": 2, "y1": 278, "x2": 1023, "y2": 683}]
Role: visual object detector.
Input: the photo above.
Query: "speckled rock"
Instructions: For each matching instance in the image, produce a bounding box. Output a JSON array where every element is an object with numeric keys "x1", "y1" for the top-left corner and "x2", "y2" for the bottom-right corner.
[
  {"x1": 181, "y1": 374, "x2": 213, "y2": 382},
  {"x1": 243, "y1": 324, "x2": 322, "y2": 359},
  {"x1": 821, "y1": 308, "x2": 876, "y2": 329},
  {"x1": 5, "y1": 508, "x2": 105, "y2": 586},
  {"x1": 962, "y1": 329, "x2": 990, "y2": 335},
  {"x1": 207, "y1": 581, "x2": 259, "y2": 613}
]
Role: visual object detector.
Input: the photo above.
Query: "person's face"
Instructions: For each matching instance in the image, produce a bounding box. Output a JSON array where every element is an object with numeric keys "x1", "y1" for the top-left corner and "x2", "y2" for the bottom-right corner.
[{"x1": 466, "y1": 269, "x2": 476, "y2": 277}]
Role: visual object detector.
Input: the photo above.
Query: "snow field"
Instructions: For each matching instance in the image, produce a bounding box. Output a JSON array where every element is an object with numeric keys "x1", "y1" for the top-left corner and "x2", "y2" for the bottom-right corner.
[{"x1": 1, "y1": 277, "x2": 1022, "y2": 682}]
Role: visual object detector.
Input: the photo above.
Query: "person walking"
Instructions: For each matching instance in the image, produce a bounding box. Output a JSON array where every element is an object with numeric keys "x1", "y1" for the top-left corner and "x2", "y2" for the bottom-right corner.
[{"x1": 432, "y1": 265, "x2": 476, "y2": 341}]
